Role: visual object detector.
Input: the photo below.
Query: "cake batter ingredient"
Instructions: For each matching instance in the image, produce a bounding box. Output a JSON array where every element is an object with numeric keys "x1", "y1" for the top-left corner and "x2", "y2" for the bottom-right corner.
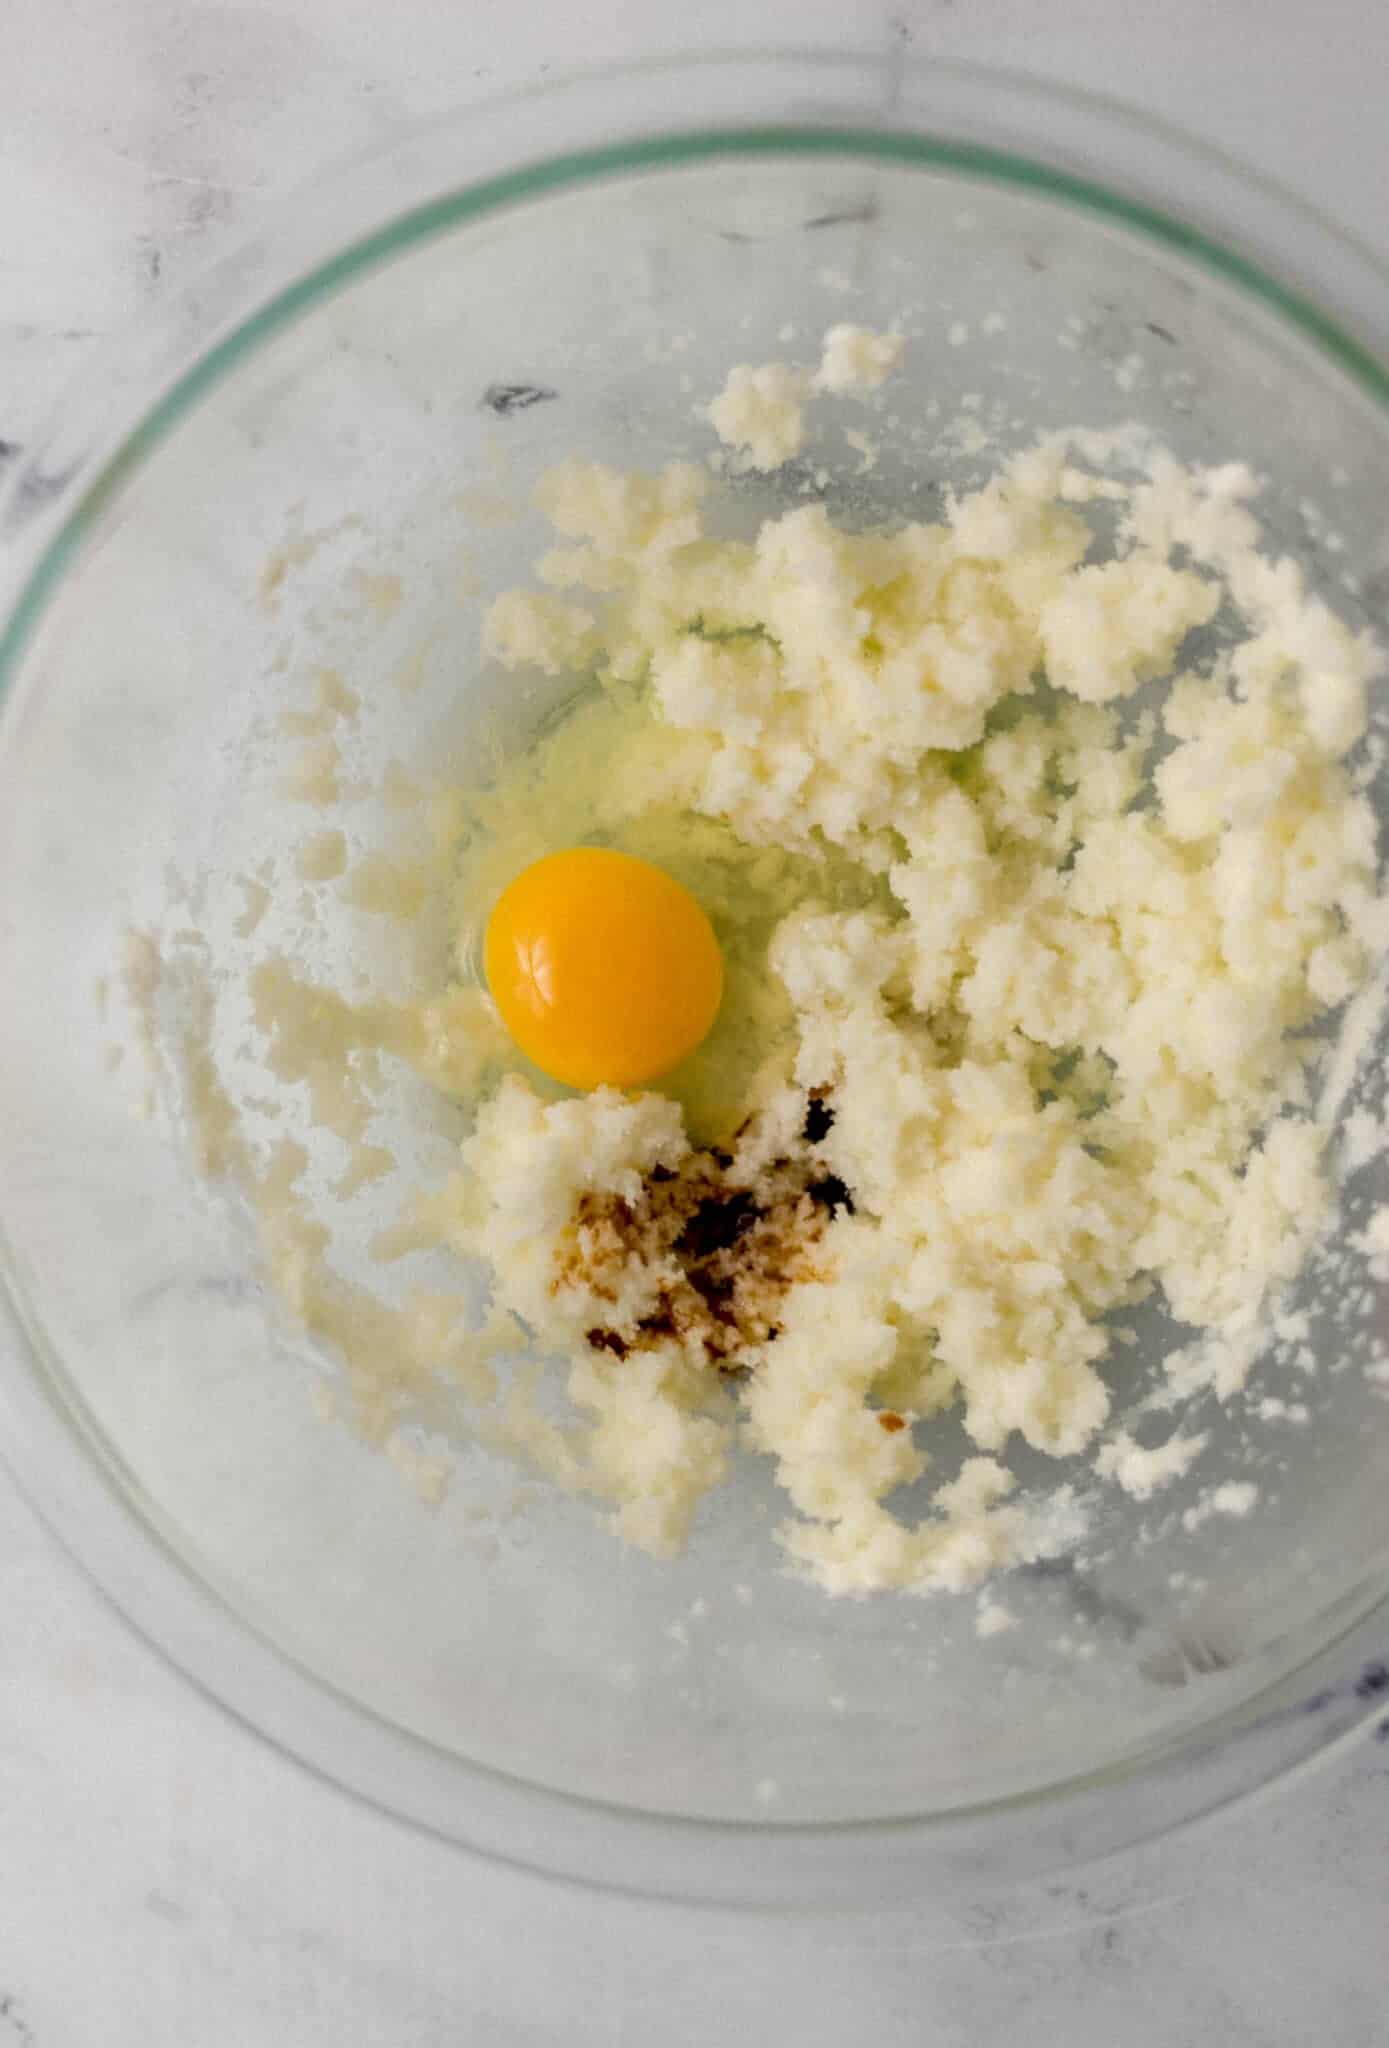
[
  {"x1": 483, "y1": 846, "x2": 724, "y2": 1089},
  {"x1": 231, "y1": 333, "x2": 1382, "y2": 1596},
  {"x1": 707, "y1": 324, "x2": 903, "y2": 468},
  {"x1": 454, "y1": 423, "x2": 1380, "y2": 1591},
  {"x1": 706, "y1": 361, "x2": 812, "y2": 471},
  {"x1": 815, "y1": 323, "x2": 905, "y2": 393}
]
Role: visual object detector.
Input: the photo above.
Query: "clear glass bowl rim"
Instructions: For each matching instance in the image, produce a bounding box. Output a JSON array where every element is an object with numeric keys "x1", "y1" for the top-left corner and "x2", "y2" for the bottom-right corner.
[{"x1": 0, "y1": 47, "x2": 1386, "y2": 1909}]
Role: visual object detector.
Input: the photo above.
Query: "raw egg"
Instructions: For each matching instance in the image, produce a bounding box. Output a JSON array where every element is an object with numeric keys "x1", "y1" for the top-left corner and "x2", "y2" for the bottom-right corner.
[{"x1": 483, "y1": 846, "x2": 724, "y2": 1090}]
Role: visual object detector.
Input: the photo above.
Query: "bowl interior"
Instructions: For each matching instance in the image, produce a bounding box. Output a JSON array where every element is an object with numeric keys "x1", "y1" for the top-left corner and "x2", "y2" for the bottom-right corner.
[{"x1": 2, "y1": 137, "x2": 1389, "y2": 1833}]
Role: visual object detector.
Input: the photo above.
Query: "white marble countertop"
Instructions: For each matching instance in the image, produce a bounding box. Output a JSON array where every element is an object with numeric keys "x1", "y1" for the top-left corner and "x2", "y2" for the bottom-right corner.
[{"x1": 3, "y1": 1, "x2": 1389, "y2": 2040}]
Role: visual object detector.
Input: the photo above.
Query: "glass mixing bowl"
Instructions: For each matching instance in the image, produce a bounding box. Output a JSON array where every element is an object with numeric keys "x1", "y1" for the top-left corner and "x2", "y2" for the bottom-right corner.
[{"x1": 1, "y1": 53, "x2": 1387, "y2": 1910}]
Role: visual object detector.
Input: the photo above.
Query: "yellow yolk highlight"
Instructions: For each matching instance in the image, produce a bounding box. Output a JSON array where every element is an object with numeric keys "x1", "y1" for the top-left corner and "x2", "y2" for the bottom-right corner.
[{"x1": 483, "y1": 847, "x2": 724, "y2": 1090}]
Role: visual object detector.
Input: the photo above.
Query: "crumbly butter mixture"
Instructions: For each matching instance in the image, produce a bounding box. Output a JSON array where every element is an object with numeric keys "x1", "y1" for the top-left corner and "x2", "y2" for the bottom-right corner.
[
  {"x1": 706, "y1": 323, "x2": 904, "y2": 468},
  {"x1": 187, "y1": 333, "x2": 1382, "y2": 1595},
  {"x1": 454, "y1": 402, "x2": 1382, "y2": 1593}
]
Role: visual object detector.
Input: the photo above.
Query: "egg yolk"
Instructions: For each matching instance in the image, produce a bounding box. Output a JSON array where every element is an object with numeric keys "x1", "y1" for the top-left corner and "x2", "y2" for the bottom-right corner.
[{"x1": 483, "y1": 847, "x2": 724, "y2": 1090}]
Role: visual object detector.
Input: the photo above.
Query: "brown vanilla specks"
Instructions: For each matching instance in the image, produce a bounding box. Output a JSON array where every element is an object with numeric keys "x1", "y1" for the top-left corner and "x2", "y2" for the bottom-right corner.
[{"x1": 559, "y1": 1098, "x2": 852, "y2": 1371}]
